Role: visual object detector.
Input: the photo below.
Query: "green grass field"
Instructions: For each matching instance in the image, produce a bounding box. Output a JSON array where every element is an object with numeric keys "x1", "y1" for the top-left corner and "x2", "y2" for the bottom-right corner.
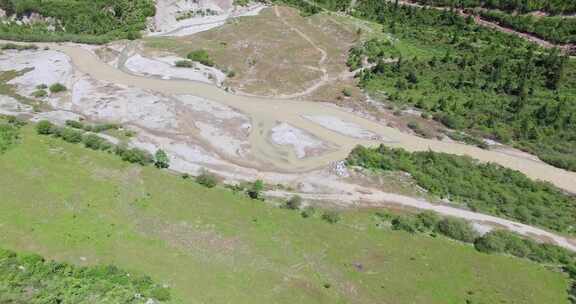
[{"x1": 0, "y1": 125, "x2": 570, "y2": 304}]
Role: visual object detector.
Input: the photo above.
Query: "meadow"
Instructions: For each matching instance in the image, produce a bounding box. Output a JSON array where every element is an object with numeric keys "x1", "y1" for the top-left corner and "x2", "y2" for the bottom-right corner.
[{"x1": 0, "y1": 123, "x2": 570, "y2": 303}]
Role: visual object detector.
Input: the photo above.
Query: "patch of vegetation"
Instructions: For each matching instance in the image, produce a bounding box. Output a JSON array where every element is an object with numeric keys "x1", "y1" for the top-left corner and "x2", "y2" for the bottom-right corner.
[
  {"x1": 350, "y1": 1, "x2": 576, "y2": 172},
  {"x1": 0, "y1": 125, "x2": 570, "y2": 303},
  {"x1": 0, "y1": 247, "x2": 171, "y2": 303},
  {"x1": 347, "y1": 145, "x2": 576, "y2": 234},
  {"x1": 0, "y1": 116, "x2": 23, "y2": 153},
  {"x1": 174, "y1": 60, "x2": 194, "y2": 68},
  {"x1": 48, "y1": 83, "x2": 66, "y2": 93},
  {"x1": 196, "y1": 169, "x2": 219, "y2": 188},
  {"x1": 0, "y1": 0, "x2": 155, "y2": 44},
  {"x1": 0, "y1": 42, "x2": 38, "y2": 50},
  {"x1": 65, "y1": 120, "x2": 120, "y2": 133},
  {"x1": 36, "y1": 120, "x2": 156, "y2": 166},
  {"x1": 187, "y1": 50, "x2": 214, "y2": 67}
]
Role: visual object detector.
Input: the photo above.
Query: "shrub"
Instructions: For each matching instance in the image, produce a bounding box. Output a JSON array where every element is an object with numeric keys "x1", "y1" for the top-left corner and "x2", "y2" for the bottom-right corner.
[
  {"x1": 391, "y1": 215, "x2": 420, "y2": 233},
  {"x1": 82, "y1": 133, "x2": 111, "y2": 150},
  {"x1": 436, "y1": 218, "x2": 477, "y2": 243},
  {"x1": 36, "y1": 84, "x2": 48, "y2": 90},
  {"x1": 285, "y1": 195, "x2": 303, "y2": 210},
  {"x1": 32, "y1": 89, "x2": 47, "y2": 98},
  {"x1": 187, "y1": 50, "x2": 214, "y2": 66},
  {"x1": 49, "y1": 83, "x2": 67, "y2": 93},
  {"x1": 115, "y1": 146, "x2": 153, "y2": 165},
  {"x1": 60, "y1": 128, "x2": 83, "y2": 143},
  {"x1": 36, "y1": 120, "x2": 55, "y2": 135},
  {"x1": 321, "y1": 211, "x2": 341, "y2": 224},
  {"x1": 196, "y1": 170, "x2": 218, "y2": 188},
  {"x1": 65, "y1": 120, "x2": 85, "y2": 129},
  {"x1": 175, "y1": 60, "x2": 193, "y2": 68}
]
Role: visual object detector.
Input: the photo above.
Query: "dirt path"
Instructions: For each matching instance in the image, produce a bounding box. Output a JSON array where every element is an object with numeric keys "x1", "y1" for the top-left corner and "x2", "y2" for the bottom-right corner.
[{"x1": 273, "y1": 6, "x2": 330, "y2": 99}]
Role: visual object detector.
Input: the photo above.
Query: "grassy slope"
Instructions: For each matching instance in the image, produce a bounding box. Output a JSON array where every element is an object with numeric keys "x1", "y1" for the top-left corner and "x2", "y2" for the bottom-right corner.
[{"x1": 0, "y1": 126, "x2": 570, "y2": 304}]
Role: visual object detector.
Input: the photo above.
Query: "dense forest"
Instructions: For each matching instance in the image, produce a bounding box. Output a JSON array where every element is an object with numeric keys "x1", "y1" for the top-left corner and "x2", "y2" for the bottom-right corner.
[
  {"x1": 347, "y1": 1, "x2": 576, "y2": 172},
  {"x1": 347, "y1": 145, "x2": 576, "y2": 234},
  {"x1": 410, "y1": 0, "x2": 576, "y2": 14},
  {"x1": 0, "y1": 0, "x2": 155, "y2": 43},
  {"x1": 0, "y1": 247, "x2": 171, "y2": 303}
]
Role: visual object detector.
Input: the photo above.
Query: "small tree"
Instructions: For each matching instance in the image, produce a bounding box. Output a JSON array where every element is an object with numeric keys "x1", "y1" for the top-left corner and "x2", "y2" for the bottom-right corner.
[
  {"x1": 285, "y1": 195, "x2": 302, "y2": 210},
  {"x1": 154, "y1": 149, "x2": 170, "y2": 169}
]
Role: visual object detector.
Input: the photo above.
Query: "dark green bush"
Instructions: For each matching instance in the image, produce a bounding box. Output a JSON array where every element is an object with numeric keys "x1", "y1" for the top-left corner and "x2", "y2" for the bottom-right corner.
[
  {"x1": 435, "y1": 218, "x2": 478, "y2": 243},
  {"x1": 321, "y1": 211, "x2": 341, "y2": 224},
  {"x1": 187, "y1": 50, "x2": 214, "y2": 67},
  {"x1": 49, "y1": 83, "x2": 67, "y2": 93}
]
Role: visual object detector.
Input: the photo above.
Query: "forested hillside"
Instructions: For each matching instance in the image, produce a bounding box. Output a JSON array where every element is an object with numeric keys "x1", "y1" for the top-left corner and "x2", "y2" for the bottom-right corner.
[
  {"x1": 0, "y1": 0, "x2": 155, "y2": 43},
  {"x1": 348, "y1": 1, "x2": 576, "y2": 172}
]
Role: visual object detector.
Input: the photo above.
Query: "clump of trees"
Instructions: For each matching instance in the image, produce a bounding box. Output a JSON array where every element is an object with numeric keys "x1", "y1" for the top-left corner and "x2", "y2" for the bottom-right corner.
[
  {"x1": 0, "y1": 247, "x2": 171, "y2": 303},
  {"x1": 347, "y1": 145, "x2": 576, "y2": 234}
]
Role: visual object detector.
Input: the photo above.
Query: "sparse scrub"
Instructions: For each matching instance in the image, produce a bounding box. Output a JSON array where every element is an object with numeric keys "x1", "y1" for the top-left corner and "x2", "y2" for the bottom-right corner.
[{"x1": 284, "y1": 195, "x2": 302, "y2": 210}]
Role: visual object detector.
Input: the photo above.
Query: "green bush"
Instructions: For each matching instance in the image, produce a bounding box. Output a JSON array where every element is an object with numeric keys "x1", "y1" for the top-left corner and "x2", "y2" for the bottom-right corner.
[
  {"x1": 49, "y1": 83, "x2": 67, "y2": 93},
  {"x1": 31, "y1": 89, "x2": 47, "y2": 98},
  {"x1": 82, "y1": 133, "x2": 112, "y2": 150},
  {"x1": 35, "y1": 120, "x2": 55, "y2": 135},
  {"x1": 60, "y1": 127, "x2": 83, "y2": 143},
  {"x1": 115, "y1": 146, "x2": 153, "y2": 165},
  {"x1": 196, "y1": 170, "x2": 218, "y2": 188},
  {"x1": 436, "y1": 218, "x2": 478, "y2": 243},
  {"x1": 187, "y1": 50, "x2": 214, "y2": 67}
]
